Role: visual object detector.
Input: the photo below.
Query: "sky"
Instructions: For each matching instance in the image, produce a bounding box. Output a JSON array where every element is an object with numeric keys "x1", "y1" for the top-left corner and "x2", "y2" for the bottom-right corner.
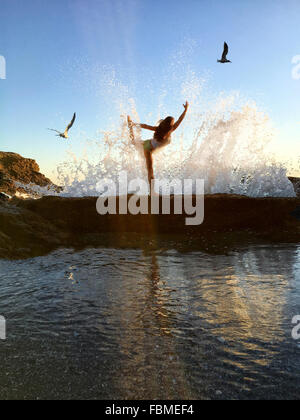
[{"x1": 1, "y1": 0, "x2": 300, "y2": 178}]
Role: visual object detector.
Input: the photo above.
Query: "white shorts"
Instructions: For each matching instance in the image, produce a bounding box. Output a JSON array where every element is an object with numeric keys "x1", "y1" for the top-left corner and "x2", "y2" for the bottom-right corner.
[{"x1": 151, "y1": 138, "x2": 163, "y2": 150}]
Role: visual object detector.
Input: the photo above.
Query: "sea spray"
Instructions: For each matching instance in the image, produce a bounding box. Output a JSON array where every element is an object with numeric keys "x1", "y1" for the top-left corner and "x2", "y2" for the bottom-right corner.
[
  {"x1": 20, "y1": 57, "x2": 296, "y2": 198},
  {"x1": 52, "y1": 94, "x2": 295, "y2": 198}
]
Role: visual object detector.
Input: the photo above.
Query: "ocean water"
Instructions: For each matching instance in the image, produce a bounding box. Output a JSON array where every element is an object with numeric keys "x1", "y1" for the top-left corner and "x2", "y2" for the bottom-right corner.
[{"x1": 0, "y1": 244, "x2": 299, "y2": 400}]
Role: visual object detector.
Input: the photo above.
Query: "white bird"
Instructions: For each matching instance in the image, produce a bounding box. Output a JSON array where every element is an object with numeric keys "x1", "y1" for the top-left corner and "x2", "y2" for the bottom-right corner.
[
  {"x1": 48, "y1": 113, "x2": 76, "y2": 139},
  {"x1": 218, "y1": 42, "x2": 231, "y2": 63}
]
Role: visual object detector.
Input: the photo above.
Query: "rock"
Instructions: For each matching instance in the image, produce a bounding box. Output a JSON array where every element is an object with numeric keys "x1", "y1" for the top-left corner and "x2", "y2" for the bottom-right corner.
[
  {"x1": 0, "y1": 151, "x2": 60, "y2": 196},
  {"x1": 289, "y1": 177, "x2": 300, "y2": 197},
  {"x1": 0, "y1": 200, "x2": 67, "y2": 259},
  {"x1": 0, "y1": 194, "x2": 298, "y2": 259}
]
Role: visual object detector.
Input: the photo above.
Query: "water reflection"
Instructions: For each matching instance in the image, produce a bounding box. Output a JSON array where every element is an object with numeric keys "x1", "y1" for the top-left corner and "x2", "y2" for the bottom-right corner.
[
  {"x1": 113, "y1": 252, "x2": 195, "y2": 399},
  {"x1": 0, "y1": 245, "x2": 299, "y2": 399}
]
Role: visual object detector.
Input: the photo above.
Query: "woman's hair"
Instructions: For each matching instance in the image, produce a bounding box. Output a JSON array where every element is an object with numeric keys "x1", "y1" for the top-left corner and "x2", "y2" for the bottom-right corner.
[{"x1": 154, "y1": 116, "x2": 174, "y2": 142}]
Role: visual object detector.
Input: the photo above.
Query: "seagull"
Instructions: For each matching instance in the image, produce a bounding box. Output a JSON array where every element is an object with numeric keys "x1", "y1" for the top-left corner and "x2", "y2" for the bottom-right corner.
[
  {"x1": 218, "y1": 42, "x2": 231, "y2": 63},
  {"x1": 48, "y1": 113, "x2": 76, "y2": 139}
]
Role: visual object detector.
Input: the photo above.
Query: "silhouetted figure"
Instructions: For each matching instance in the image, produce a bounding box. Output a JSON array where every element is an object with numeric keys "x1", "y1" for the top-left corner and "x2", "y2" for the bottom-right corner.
[
  {"x1": 218, "y1": 42, "x2": 231, "y2": 63},
  {"x1": 48, "y1": 113, "x2": 76, "y2": 139},
  {"x1": 128, "y1": 102, "x2": 189, "y2": 191}
]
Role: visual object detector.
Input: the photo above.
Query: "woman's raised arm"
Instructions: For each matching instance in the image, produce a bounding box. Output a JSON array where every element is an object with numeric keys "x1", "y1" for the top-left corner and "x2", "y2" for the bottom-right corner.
[{"x1": 172, "y1": 101, "x2": 189, "y2": 131}]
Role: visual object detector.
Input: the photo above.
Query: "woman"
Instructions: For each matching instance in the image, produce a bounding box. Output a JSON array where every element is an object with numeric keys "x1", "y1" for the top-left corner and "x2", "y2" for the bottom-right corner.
[{"x1": 127, "y1": 101, "x2": 189, "y2": 190}]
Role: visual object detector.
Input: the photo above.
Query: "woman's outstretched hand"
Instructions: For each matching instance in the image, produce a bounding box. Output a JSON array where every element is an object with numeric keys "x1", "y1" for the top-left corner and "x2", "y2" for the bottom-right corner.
[{"x1": 183, "y1": 101, "x2": 189, "y2": 111}]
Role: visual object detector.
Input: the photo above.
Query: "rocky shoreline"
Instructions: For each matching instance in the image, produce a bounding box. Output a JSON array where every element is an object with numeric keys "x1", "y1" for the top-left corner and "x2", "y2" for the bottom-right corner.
[
  {"x1": 289, "y1": 177, "x2": 300, "y2": 196},
  {"x1": 0, "y1": 151, "x2": 299, "y2": 259},
  {"x1": 1, "y1": 151, "x2": 299, "y2": 198},
  {"x1": 0, "y1": 152, "x2": 60, "y2": 197},
  {"x1": 0, "y1": 194, "x2": 299, "y2": 259}
]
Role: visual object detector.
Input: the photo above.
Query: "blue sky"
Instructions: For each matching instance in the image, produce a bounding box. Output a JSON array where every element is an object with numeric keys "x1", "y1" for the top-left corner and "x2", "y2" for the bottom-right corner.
[{"x1": 1, "y1": 0, "x2": 300, "y2": 177}]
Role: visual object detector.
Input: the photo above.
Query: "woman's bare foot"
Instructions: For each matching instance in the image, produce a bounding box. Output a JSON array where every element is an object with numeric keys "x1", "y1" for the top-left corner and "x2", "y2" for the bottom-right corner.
[
  {"x1": 127, "y1": 116, "x2": 133, "y2": 127},
  {"x1": 127, "y1": 116, "x2": 135, "y2": 144}
]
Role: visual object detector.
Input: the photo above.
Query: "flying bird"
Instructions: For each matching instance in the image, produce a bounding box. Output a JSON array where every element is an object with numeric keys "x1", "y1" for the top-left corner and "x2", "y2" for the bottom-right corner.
[
  {"x1": 48, "y1": 113, "x2": 76, "y2": 139},
  {"x1": 218, "y1": 42, "x2": 231, "y2": 63}
]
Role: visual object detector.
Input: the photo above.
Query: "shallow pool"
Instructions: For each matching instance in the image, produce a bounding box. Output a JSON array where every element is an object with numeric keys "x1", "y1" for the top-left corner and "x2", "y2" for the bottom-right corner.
[{"x1": 0, "y1": 245, "x2": 299, "y2": 399}]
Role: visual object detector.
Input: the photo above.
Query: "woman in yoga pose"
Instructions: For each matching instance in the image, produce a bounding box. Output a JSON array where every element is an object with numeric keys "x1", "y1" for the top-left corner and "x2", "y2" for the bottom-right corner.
[{"x1": 127, "y1": 101, "x2": 189, "y2": 190}]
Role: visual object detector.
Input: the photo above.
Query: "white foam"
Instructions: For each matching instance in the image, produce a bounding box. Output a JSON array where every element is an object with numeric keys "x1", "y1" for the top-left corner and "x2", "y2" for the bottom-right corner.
[
  {"x1": 53, "y1": 96, "x2": 295, "y2": 198},
  {"x1": 36, "y1": 59, "x2": 298, "y2": 199}
]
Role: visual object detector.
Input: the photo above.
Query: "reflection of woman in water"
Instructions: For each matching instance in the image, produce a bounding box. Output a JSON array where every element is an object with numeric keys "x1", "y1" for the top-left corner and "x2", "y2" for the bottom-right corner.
[{"x1": 127, "y1": 101, "x2": 189, "y2": 190}]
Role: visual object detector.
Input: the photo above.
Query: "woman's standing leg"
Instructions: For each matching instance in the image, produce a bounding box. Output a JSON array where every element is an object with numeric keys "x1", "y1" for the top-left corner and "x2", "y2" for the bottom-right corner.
[
  {"x1": 127, "y1": 117, "x2": 154, "y2": 192},
  {"x1": 144, "y1": 150, "x2": 154, "y2": 192}
]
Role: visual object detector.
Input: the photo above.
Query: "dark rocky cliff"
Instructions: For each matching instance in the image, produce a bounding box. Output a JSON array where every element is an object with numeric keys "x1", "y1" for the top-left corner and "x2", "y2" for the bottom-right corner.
[{"x1": 0, "y1": 151, "x2": 58, "y2": 196}]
